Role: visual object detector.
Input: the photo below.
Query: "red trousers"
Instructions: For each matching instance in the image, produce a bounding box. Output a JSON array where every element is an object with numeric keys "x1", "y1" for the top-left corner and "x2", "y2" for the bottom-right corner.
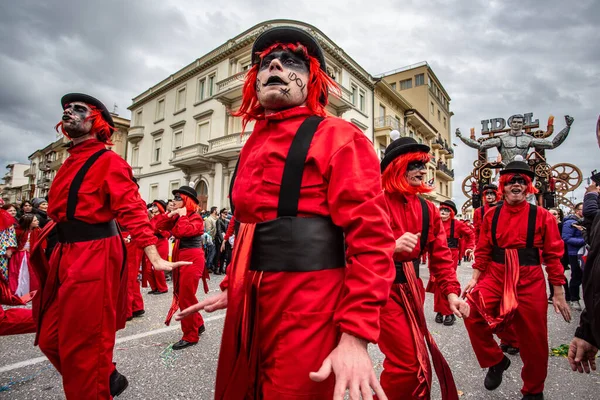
[
  {"x1": 177, "y1": 248, "x2": 204, "y2": 343},
  {"x1": 126, "y1": 243, "x2": 144, "y2": 317},
  {"x1": 38, "y1": 236, "x2": 125, "y2": 399},
  {"x1": 0, "y1": 306, "x2": 36, "y2": 336},
  {"x1": 464, "y1": 264, "x2": 548, "y2": 395},
  {"x1": 379, "y1": 280, "x2": 429, "y2": 399},
  {"x1": 144, "y1": 239, "x2": 168, "y2": 293},
  {"x1": 432, "y1": 249, "x2": 459, "y2": 316}
]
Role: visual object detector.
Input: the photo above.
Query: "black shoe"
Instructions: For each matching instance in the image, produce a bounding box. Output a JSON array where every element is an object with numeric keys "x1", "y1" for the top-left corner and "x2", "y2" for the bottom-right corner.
[
  {"x1": 522, "y1": 394, "x2": 544, "y2": 400},
  {"x1": 435, "y1": 313, "x2": 443, "y2": 323},
  {"x1": 126, "y1": 316, "x2": 133, "y2": 322},
  {"x1": 132, "y1": 309, "x2": 145, "y2": 318},
  {"x1": 443, "y1": 315, "x2": 456, "y2": 326},
  {"x1": 500, "y1": 343, "x2": 520, "y2": 355},
  {"x1": 150, "y1": 290, "x2": 168, "y2": 295},
  {"x1": 198, "y1": 324, "x2": 206, "y2": 335},
  {"x1": 109, "y1": 369, "x2": 129, "y2": 397},
  {"x1": 148, "y1": 290, "x2": 157, "y2": 294},
  {"x1": 484, "y1": 356, "x2": 511, "y2": 390},
  {"x1": 172, "y1": 339, "x2": 197, "y2": 350}
]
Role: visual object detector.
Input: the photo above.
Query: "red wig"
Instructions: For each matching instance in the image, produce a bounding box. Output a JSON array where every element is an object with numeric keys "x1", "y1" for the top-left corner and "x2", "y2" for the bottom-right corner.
[
  {"x1": 153, "y1": 201, "x2": 166, "y2": 214},
  {"x1": 382, "y1": 152, "x2": 433, "y2": 195},
  {"x1": 232, "y1": 43, "x2": 340, "y2": 131},
  {"x1": 55, "y1": 105, "x2": 115, "y2": 145},
  {"x1": 497, "y1": 173, "x2": 538, "y2": 199},
  {"x1": 180, "y1": 194, "x2": 199, "y2": 215}
]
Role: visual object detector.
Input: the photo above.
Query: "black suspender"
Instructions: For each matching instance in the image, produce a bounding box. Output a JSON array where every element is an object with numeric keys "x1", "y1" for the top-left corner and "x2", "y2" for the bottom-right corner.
[
  {"x1": 450, "y1": 219, "x2": 455, "y2": 239},
  {"x1": 418, "y1": 196, "x2": 429, "y2": 254},
  {"x1": 228, "y1": 116, "x2": 324, "y2": 217},
  {"x1": 66, "y1": 149, "x2": 109, "y2": 220},
  {"x1": 277, "y1": 116, "x2": 324, "y2": 217},
  {"x1": 491, "y1": 203, "x2": 537, "y2": 248}
]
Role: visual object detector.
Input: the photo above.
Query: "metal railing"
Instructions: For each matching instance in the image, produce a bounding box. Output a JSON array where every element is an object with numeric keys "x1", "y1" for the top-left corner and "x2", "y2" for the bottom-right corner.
[
  {"x1": 437, "y1": 161, "x2": 454, "y2": 178},
  {"x1": 374, "y1": 116, "x2": 405, "y2": 133}
]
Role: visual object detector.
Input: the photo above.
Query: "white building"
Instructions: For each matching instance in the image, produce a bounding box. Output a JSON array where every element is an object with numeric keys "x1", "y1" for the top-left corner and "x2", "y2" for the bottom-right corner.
[
  {"x1": 128, "y1": 19, "x2": 454, "y2": 209},
  {"x1": 1, "y1": 163, "x2": 30, "y2": 204}
]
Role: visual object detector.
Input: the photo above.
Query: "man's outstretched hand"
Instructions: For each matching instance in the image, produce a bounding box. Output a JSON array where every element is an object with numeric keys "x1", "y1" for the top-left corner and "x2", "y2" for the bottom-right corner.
[
  {"x1": 175, "y1": 290, "x2": 228, "y2": 321},
  {"x1": 144, "y1": 244, "x2": 191, "y2": 271},
  {"x1": 309, "y1": 333, "x2": 387, "y2": 400},
  {"x1": 568, "y1": 337, "x2": 597, "y2": 373}
]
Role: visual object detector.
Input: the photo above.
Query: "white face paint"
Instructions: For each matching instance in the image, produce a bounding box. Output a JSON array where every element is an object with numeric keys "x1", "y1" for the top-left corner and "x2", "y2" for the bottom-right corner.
[
  {"x1": 439, "y1": 207, "x2": 451, "y2": 221},
  {"x1": 503, "y1": 175, "x2": 528, "y2": 205},
  {"x1": 62, "y1": 101, "x2": 93, "y2": 137},
  {"x1": 256, "y1": 48, "x2": 309, "y2": 113}
]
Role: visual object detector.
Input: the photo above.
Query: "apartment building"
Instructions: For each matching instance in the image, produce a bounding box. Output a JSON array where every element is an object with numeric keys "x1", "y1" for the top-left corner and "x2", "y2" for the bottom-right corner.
[{"x1": 1, "y1": 163, "x2": 29, "y2": 204}]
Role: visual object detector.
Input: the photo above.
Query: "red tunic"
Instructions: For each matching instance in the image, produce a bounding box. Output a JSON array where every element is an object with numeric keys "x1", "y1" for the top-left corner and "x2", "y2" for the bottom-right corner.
[
  {"x1": 442, "y1": 218, "x2": 475, "y2": 265},
  {"x1": 473, "y1": 201, "x2": 566, "y2": 286},
  {"x1": 48, "y1": 139, "x2": 156, "y2": 247},
  {"x1": 473, "y1": 204, "x2": 494, "y2": 244},
  {"x1": 219, "y1": 106, "x2": 395, "y2": 398}
]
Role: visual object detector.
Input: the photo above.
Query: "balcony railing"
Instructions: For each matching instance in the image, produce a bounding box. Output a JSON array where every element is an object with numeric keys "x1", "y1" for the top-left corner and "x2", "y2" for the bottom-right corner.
[
  {"x1": 217, "y1": 71, "x2": 248, "y2": 94},
  {"x1": 49, "y1": 156, "x2": 63, "y2": 170},
  {"x1": 436, "y1": 161, "x2": 454, "y2": 178},
  {"x1": 374, "y1": 116, "x2": 404, "y2": 132},
  {"x1": 208, "y1": 132, "x2": 251, "y2": 152},
  {"x1": 132, "y1": 166, "x2": 142, "y2": 176},
  {"x1": 172, "y1": 143, "x2": 209, "y2": 160}
]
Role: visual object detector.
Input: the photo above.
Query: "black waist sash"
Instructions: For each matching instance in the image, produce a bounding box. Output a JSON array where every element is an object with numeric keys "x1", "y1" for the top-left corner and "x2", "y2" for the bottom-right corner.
[
  {"x1": 180, "y1": 236, "x2": 202, "y2": 249},
  {"x1": 231, "y1": 116, "x2": 345, "y2": 273},
  {"x1": 57, "y1": 219, "x2": 119, "y2": 243},
  {"x1": 393, "y1": 196, "x2": 429, "y2": 284},
  {"x1": 394, "y1": 260, "x2": 420, "y2": 284},
  {"x1": 490, "y1": 203, "x2": 540, "y2": 266},
  {"x1": 447, "y1": 219, "x2": 459, "y2": 248}
]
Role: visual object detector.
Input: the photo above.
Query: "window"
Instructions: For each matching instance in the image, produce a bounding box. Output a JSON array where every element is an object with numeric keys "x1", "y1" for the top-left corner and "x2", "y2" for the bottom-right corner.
[
  {"x1": 415, "y1": 73, "x2": 425, "y2": 86},
  {"x1": 197, "y1": 78, "x2": 206, "y2": 102},
  {"x1": 149, "y1": 184, "x2": 159, "y2": 201},
  {"x1": 430, "y1": 102, "x2": 434, "y2": 114},
  {"x1": 134, "y1": 109, "x2": 143, "y2": 126},
  {"x1": 152, "y1": 138, "x2": 162, "y2": 163},
  {"x1": 155, "y1": 98, "x2": 165, "y2": 121},
  {"x1": 409, "y1": 130, "x2": 414, "y2": 138},
  {"x1": 173, "y1": 130, "x2": 183, "y2": 149},
  {"x1": 350, "y1": 85, "x2": 357, "y2": 105},
  {"x1": 443, "y1": 117, "x2": 447, "y2": 128},
  {"x1": 400, "y1": 79, "x2": 412, "y2": 90},
  {"x1": 359, "y1": 90, "x2": 365, "y2": 112},
  {"x1": 241, "y1": 62, "x2": 251, "y2": 71},
  {"x1": 196, "y1": 121, "x2": 210, "y2": 143},
  {"x1": 175, "y1": 87, "x2": 186, "y2": 111},
  {"x1": 438, "y1": 110, "x2": 441, "y2": 121},
  {"x1": 131, "y1": 146, "x2": 139, "y2": 167},
  {"x1": 390, "y1": 82, "x2": 396, "y2": 91},
  {"x1": 208, "y1": 75, "x2": 215, "y2": 97},
  {"x1": 379, "y1": 104, "x2": 386, "y2": 117},
  {"x1": 170, "y1": 180, "x2": 180, "y2": 194}
]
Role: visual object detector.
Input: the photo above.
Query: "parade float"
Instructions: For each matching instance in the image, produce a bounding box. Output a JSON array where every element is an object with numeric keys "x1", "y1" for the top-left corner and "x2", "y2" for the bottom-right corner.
[{"x1": 455, "y1": 113, "x2": 581, "y2": 214}]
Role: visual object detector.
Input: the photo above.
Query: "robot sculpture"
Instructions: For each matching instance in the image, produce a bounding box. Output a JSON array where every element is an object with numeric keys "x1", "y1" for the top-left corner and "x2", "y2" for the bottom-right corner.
[{"x1": 456, "y1": 113, "x2": 582, "y2": 213}]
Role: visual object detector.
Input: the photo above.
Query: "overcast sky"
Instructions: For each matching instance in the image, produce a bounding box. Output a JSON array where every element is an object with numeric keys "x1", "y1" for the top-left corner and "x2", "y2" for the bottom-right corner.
[{"x1": 1, "y1": 0, "x2": 598, "y2": 209}]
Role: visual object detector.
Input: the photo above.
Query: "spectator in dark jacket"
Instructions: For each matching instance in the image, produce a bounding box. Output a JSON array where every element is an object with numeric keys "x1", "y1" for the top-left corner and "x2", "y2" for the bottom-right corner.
[
  {"x1": 548, "y1": 207, "x2": 571, "y2": 302},
  {"x1": 562, "y1": 203, "x2": 585, "y2": 311},
  {"x1": 582, "y1": 182, "x2": 600, "y2": 236}
]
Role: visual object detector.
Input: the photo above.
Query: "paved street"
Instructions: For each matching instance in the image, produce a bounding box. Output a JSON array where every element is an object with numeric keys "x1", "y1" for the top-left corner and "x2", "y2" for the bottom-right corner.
[{"x1": 1, "y1": 262, "x2": 598, "y2": 399}]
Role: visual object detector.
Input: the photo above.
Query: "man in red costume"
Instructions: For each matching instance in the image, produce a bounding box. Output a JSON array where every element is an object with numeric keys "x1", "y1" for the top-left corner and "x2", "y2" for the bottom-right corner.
[
  {"x1": 177, "y1": 26, "x2": 395, "y2": 399},
  {"x1": 121, "y1": 227, "x2": 145, "y2": 320},
  {"x1": 30, "y1": 93, "x2": 187, "y2": 399},
  {"x1": 378, "y1": 133, "x2": 469, "y2": 400},
  {"x1": 469, "y1": 183, "x2": 520, "y2": 355},
  {"x1": 143, "y1": 200, "x2": 170, "y2": 295},
  {"x1": 429, "y1": 200, "x2": 474, "y2": 326},
  {"x1": 462, "y1": 159, "x2": 571, "y2": 400}
]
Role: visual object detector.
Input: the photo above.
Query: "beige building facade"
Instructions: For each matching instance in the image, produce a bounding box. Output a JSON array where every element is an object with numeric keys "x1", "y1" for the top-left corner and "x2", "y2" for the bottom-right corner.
[
  {"x1": 25, "y1": 114, "x2": 130, "y2": 200},
  {"x1": 1, "y1": 163, "x2": 30, "y2": 204},
  {"x1": 127, "y1": 20, "x2": 454, "y2": 208}
]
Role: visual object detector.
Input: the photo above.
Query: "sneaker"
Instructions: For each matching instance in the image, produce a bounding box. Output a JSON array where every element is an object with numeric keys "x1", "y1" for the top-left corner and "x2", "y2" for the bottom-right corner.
[
  {"x1": 484, "y1": 356, "x2": 511, "y2": 390},
  {"x1": 572, "y1": 301, "x2": 582, "y2": 311}
]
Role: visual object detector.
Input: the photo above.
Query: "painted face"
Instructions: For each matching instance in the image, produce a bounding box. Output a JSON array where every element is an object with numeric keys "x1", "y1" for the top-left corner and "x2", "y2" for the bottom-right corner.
[
  {"x1": 6, "y1": 206, "x2": 17, "y2": 218},
  {"x1": 549, "y1": 209, "x2": 560, "y2": 223},
  {"x1": 405, "y1": 161, "x2": 428, "y2": 187},
  {"x1": 439, "y1": 207, "x2": 451, "y2": 221},
  {"x1": 22, "y1": 203, "x2": 32, "y2": 213},
  {"x1": 484, "y1": 190, "x2": 497, "y2": 204},
  {"x1": 509, "y1": 117, "x2": 524, "y2": 133},
  {"x1": 31, "y1": 216, "x2": 39, "y2": 228},
  {"x1": 172, "y1": 194, "x2": 184, "y2": 209},
  {"x1": 503, "y1": 174, "x2": 528, "y2": 204},
  {"x1": 256, "y1": 48, "x2": 309, "y2": 112},
  {"x1": 62, "y1": 101, "x2": 93, "y2": 138}
]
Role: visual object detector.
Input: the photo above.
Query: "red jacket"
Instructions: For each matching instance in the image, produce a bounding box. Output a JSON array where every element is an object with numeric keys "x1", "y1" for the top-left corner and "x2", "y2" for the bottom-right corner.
[
  {"x1": 473, "y1": 203, "x2": 495, "y2": 244},
  {"x1": 48, "y1": 139, "x2": 156, "y2": 248},
  {"x1": 474, "y1": 200, "x2": 566, "y2": 285},
  {"x1": 383, "y1": 192, "x2": 460, "y2": 297},
  {"x1": 442, "y1": 218, "x2": 475, "y2": 253},
  {"x1": 154, "y1": 212, "x2": 204, "y2": 241},
  {"x1": 225, "y1": 106, "x2": 395, "y2": 343}
]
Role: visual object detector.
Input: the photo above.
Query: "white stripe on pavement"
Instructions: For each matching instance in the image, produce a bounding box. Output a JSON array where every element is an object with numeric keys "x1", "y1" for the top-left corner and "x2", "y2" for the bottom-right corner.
[{"x1": 0, "y1": 313, "x2": 226, "y2": 374}]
